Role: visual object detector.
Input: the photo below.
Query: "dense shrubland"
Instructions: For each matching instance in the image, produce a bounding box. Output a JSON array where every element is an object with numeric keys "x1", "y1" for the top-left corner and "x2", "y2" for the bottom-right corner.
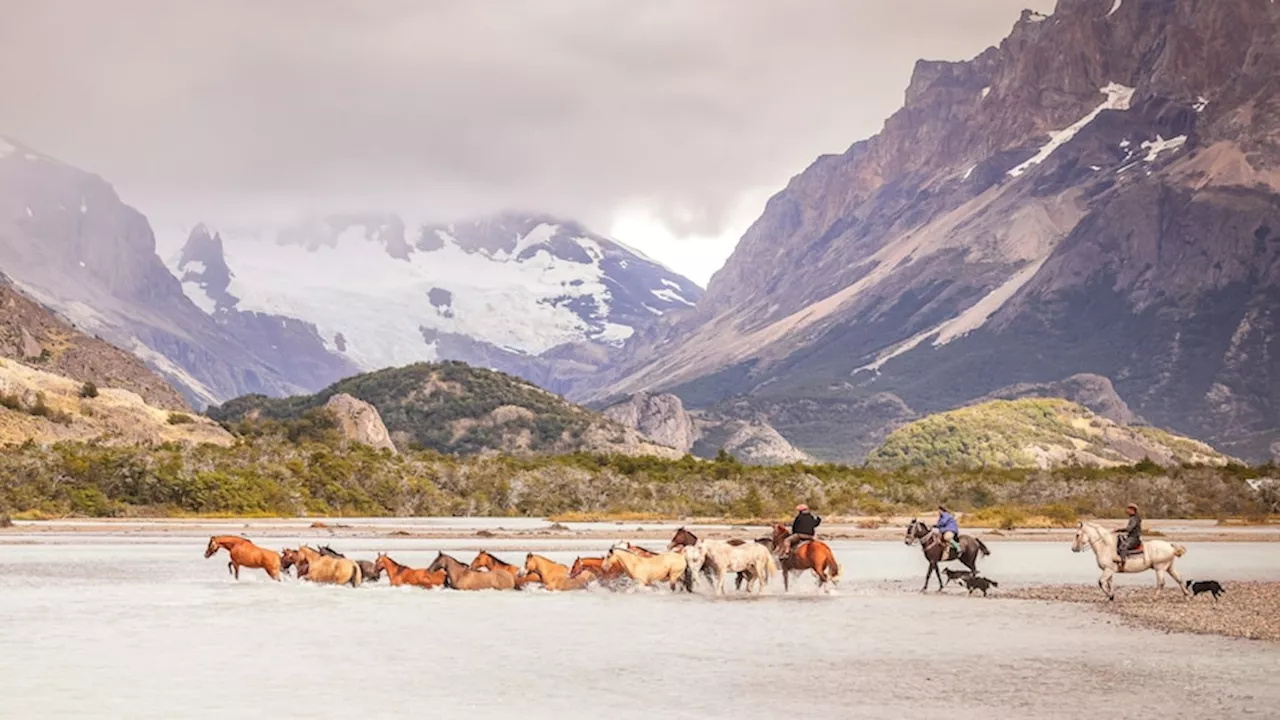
[{"x1": 0, "y1": 417, "x2": 1273, "y2": 521}]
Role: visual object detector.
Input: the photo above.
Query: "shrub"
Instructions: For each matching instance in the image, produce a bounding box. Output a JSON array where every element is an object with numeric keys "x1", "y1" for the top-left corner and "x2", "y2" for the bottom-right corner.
[
  {"x1": 167, "y1": 412, "x2": 195, "y2": 425},
  {"x1": 79, "y1": 381, "x2": 99, "y2": 399}
]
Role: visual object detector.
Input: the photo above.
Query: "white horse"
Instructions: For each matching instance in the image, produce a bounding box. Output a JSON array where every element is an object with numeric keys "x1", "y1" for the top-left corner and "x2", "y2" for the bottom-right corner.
[
  {"x1": 690, "y1": 539, "x2": 776, "y2": 595},
  {"x1": 1071, "y1": 521, "x2": 1189, "y2": 600}
]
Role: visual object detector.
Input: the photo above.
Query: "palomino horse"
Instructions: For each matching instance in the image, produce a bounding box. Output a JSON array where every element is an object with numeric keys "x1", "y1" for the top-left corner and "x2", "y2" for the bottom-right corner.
[
  {"x1": 524, "y1": 554, "x2": 571, "y2": 586},
  {"x1": 610, "y1": 541, "x2": 660, "y2": 557},
  {"x1": 769, "y1": 525, "x2": 841, "y2": 591},
  {"x1": 668, "y1": 528, "x2": 774, "y2": 594},
  {"x1": 283, "y1": 546, "x2": 362, "y2": 587},
  {"x1": 1072, "y1": 521, "x2": 1189, "y2": 600},
  {"x1": 204, "y1": 536, "x2": 282, "y2": 581},
  {"x1": 375, "y1": 553, "x2": 445, "y2": 589},
  {"x1": 428, "y1": 552, "x2": 516, "y2": 591},
  {"x1": 317, "y1": 545, "x2": 381, "y2": 582},
  {"x1": 903, "y1": 519, "x2": 990, "y2": 592},
  {"x1": 470, "y1": 550, "x2": 540, "y2": 588},
  {"x1": 602, "y1": 547, "x2": 692, "y2": 592}
]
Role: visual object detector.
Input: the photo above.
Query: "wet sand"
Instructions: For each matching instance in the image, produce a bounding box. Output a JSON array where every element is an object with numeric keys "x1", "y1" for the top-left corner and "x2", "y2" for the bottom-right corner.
[{"x1": 1006, "y1": 582, "x2": 1280, "y2": 642}]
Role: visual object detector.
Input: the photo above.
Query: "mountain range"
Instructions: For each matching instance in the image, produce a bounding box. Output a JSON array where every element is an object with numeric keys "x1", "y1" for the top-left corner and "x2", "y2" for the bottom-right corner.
[{"x1": 1, "y1": 0, "x2": 1278, "y2": 464}]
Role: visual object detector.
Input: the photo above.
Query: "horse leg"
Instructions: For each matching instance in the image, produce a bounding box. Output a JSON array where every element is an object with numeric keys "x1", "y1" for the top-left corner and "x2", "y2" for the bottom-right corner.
[
  {"x1": 232, "y1": 562, "x2": 240, "y2": 580},
  {"x1": 782, "y1": 567, "x2": 791, "y2": 593},
  {"x1": 1164, "y1": 562, "x2": 1189, "y2": 596},
  {"x1": 227, "y1": 560, "x2": 234, "y2": 576},
  {"x1": 1099, "y1": 567, "x2": 1116, "y2": 601},
  {"x1": 1153, "y1": 566, "x2": 1165, "y2": 598},
  {"x1": 962, "y1": 550, "x2": 977, "y2": 574},
  {"x1": 715, "y1": 567, "x2": 727, "y2": 596},
  {"x1": 921, "y1": 562, "x2": 935, "y2": 593},
  {"x1": 934, "y1": 563, "x2": 945, "y2": 593}
]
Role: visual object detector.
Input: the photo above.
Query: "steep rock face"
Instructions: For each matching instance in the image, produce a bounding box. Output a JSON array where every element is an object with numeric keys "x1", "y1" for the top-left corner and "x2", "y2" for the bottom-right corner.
[
  {"x1": 601, "y1": 392, "x2": 697, "y2": 453},
  {"x1": 691, "y1": 417, "x2": 812, "y2": 466},
  {"x1": 323, "y1": 393, "x2": 396, "y2": 453},
  {"x1": 0, "y1": 144, "x2": 355, "y2": 405},
  {"x1": 602, "y1": 0, "x2": 1280, "y2": 462},
  {"x1": 0, "y1": 276, "x2": 188, "y2": 410},
  {"x1": 171, "y1": 213, "x2": 702, "y2": 387}
]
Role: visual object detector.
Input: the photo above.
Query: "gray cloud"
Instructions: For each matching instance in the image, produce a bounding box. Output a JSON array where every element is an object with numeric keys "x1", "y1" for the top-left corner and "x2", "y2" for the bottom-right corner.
[{"x1": 0, "y1": 0, "x2": 1054, "y2": 248}]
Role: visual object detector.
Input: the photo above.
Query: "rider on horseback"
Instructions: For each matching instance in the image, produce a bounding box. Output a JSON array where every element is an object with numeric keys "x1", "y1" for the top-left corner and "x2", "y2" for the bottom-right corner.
[
  {"x1": 777, "y1": 504, "x2": 821, "y2": 560},
  {"x1": 935, "y1": 505, "x2": 961, "y2": 559},
  {"x1": 1114, "y1": 503, "x2": 1142, "y2": 570}
]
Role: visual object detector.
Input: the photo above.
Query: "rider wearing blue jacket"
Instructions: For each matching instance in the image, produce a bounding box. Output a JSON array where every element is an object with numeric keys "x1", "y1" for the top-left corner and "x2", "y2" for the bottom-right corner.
[{"x1": 935, "y1": 505, "x2": 961, "y2": 558}]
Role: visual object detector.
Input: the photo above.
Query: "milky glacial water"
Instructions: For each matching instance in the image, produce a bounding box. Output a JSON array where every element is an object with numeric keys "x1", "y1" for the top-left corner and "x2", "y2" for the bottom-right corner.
[{"x1": 2, "y1": 535, "x2": 1278, "y2": 719}]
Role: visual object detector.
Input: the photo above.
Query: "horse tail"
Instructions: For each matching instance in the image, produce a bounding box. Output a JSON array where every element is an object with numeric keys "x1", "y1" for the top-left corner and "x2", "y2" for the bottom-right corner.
[
  {"x1": 765, "y1": 552, "x2": 778, "y2": 582},
  {"x1": 1172, "y1": 543, "x2": 1187, "y2": 557},
  {"x1": 824, "y1": 553, "x2": 841, "y2": 582},
  {"x1": 681, "y1": 564, "x2": 694, "y2": 593},
  {"x1": 351, "y1": 561, "x2": 363, "y2": 588},
  {"x1": 975, "y1": 538, "x2": 991, "y2": 557}
]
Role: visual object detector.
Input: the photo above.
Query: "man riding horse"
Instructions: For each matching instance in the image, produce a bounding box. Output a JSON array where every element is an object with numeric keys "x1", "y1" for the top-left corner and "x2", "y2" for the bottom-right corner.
[
  {"x1": 935, "y1": 505, "x2": 961, "y2": 559},
  {"x1": 1115, "y1": 503, "x2": 1142, "y2": 570},
  {"x1": 777, "y1": 504, "x2": 821, "y2": 560}
]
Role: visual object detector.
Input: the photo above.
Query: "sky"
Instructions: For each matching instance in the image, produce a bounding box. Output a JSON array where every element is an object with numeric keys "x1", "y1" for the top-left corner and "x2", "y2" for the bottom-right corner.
[{"x1": 0, "y1": 0, "x2": 1055, "y2": 285}]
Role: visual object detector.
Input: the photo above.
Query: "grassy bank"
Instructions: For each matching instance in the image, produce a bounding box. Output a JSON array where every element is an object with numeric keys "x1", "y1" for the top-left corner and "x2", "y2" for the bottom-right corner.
[{"x1": 0, "y1": 433, "x2": 1276, "y2": 522}]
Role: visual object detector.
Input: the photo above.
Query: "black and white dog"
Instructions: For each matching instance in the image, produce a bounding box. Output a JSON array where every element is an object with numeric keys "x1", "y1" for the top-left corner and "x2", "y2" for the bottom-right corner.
[
  {"x1": 1186, "y1": 580, "x2": 1225, "y2": 601},
  {"x1": 961, "y1": 575, "x2": 999, "y2": 596}
]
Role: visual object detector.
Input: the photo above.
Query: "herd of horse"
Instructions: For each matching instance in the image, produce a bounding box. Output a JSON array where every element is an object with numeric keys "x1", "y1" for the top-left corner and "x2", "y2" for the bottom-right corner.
[
  {"x1": 203, "y1": 519, "x2": 1193, "y2": 600},
  {"x1": 203, "y1": 523, "x2": 841, "y2": 594}
]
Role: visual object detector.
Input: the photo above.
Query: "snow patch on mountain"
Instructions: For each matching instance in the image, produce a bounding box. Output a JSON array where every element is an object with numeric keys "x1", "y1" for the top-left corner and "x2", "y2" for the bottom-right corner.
[
  {"x1": 169, "y1": 215, "x2": 702, "y2": 372},
  {"x1": 1008, "y1": 83, "x2": 1134, "y2": 177}
]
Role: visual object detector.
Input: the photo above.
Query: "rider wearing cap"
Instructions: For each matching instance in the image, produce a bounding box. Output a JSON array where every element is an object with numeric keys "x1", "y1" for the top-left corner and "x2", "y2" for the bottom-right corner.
[
  {"x1": 935, "y1": 504, "x2": 961, "y2": 558},
  {"x1": 1115, "y1": 503, "x2": 1142, "y2": 570},
  {"x1": 778, "y1": 504, "x2": 821, "y2": 560}
]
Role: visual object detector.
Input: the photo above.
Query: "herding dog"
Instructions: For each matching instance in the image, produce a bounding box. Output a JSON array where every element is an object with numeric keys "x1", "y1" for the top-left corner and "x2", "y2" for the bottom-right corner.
[
  {"x1": 1186, "y1": 580, "x2": 1225, "y2": 602},
  {"x1": 943, "y1": 568, "x2": 975, "y2": 586},
  {"x1": 961, "y1": 575, "x2": 999, "y2": 596}
]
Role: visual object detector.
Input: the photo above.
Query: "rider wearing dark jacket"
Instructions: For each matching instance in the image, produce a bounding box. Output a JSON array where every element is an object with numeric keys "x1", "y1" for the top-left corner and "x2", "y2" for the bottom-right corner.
[
  {"x1": 779, "y1": 504, "x2": 821, "y2": 559},
  {"x1": 1115, "y1": 503, "x2": 1142, "y2": 569}
]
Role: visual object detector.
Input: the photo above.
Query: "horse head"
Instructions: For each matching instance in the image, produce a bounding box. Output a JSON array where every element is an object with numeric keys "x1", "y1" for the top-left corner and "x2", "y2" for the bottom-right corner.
[
  {"x1": 203, "y1": 536, "x2": 221, "y2": 558},
  {"x1": 374, "y1": 553, "x2": 392, "y2": 574},
  {"x1": 427, "y1": 552, "x2": 449, "y2": 574},
  {"x1": 570, "y1": 557, "x2": 584, "y2": 577},
  {"x1": 904, "y1": 519, "x2": 927, "y2": 545},
  {"x1": 771, "y1": 524, "x2": 789, "y2": 543},
  {"x1": 668, "y1": 527, "x2": 697, "y2": 550},
  {"x1": 280, "y1": 548, "x2": 299, "y2": 571},
  {"x1": 1071, "y1": 521, "x2": 1091, "y2": 553}
]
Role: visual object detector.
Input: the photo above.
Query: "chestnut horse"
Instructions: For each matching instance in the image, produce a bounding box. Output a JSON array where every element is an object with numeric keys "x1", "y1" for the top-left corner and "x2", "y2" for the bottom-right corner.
[
  {"x1": 570, "y1": 556, "x2": 628, "y2": 585},
  {"x1": 204, "y1": 535, "x2": 282, "y2": 581},
  {"x1": 470, "y1": 550, "x2": 540, "y2": 588},
  {"x1": 282, "y1": 546, "x2": 362, "y2": 587},
  {"x1": 769, "y1": 525, "x2": 841, "y2": 591},
  {"x1": 428, "y1": 552, "x2": 516, "y2": 590},
  {"x1": 375, "y1": 553, "x2": 445, "y2": 589}
]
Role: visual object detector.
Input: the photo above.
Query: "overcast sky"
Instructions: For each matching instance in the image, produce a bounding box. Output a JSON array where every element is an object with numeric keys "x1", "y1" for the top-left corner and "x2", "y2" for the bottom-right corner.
[{"x1": 0, "y1": 0, "x2": 1054, "y2": 284}]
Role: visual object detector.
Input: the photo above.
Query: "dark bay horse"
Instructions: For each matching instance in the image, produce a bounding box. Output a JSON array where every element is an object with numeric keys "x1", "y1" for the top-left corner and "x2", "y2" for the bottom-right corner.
[
  {"x1": 204, "y1": 536, "x2": 282, "y2": 581},
  {"x1": 769, "y1": 525, "x2": 841, "y2": 591},
  {"x1": 904, "y1": 518, "x2": 991, "y2": 592}
]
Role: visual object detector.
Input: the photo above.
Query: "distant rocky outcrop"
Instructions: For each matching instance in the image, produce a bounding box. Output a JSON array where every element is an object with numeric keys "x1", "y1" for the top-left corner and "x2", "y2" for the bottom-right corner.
[
  {"x1": 207, "y1": 361, "x2": 680, "y2": 458},
  {"x1": 868, "y1": 398, "x2": 1231, "y2": 470},
  {"x1": 602, "y1": 392, "x2": 697, "y2": 453},
  {"x1": 323, "y1": 393, "x2": 396, "y2": 453},
  {"x1": 981, "y1": 374, "x2": 1139, "y2": 426},
  {"x1": 692, "y1": 417, "x2": 812, "y2": 466},
  {"x1": 0, "y1": 357, "x2": 231, "y2": 447}
]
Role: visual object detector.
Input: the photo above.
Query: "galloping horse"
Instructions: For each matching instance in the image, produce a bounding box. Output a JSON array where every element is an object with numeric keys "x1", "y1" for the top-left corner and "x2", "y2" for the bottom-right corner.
[
  {"x1": 1072, "y1": 521, "x2": 1189, "y2": 600},
  {"x1": 602, "y1": 547, "x2": 692, "y2": 592},
  {"x1": 668, "y1": 528, "x2": 774, "y2": 594},
  {"x1": 769, "y1": 525, "x2": 841, "y2": 591},
  {"x1": 283, "y1": 546, "x2": 362, "y2": 587},
  {"x1": 903, "y1": 519, "x2": 990, "y2": 592},
  {"x1": 375, "y1": 553, "x2": 445, "y2": 589},
  {"x1": 427, "y1": 552, "x2": 517, "y2": 591},
  {"x1": 204, "y1": 536, "x2": 282, "y2": 581},
  {"x1": 470, "y1": 550, "x2": 539, "y2": 588}
]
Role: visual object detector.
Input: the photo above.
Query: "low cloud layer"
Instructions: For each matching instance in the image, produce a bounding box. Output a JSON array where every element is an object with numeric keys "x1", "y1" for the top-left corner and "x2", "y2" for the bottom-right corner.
[{"x1": 0, "y1": 0, "x2": 1053, "y2": 280}]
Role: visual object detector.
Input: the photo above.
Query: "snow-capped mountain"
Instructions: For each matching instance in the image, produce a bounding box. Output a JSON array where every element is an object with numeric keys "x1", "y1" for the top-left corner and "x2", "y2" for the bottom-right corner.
[{"x1": 171, "y1": 213, "x2": 702, "y2": 379}]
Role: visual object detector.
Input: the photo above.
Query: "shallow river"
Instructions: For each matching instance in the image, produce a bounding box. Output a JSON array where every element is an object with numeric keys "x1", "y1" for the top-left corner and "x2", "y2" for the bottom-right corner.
[{"x1": 2, "y1": 533, "x2": 1278, "y2": 719}]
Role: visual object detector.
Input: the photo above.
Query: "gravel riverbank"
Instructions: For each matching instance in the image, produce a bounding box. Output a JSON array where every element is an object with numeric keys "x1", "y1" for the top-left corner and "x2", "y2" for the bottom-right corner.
[{"x1": 1006, "y1": 582, "x2": 1280, "y2": 642}]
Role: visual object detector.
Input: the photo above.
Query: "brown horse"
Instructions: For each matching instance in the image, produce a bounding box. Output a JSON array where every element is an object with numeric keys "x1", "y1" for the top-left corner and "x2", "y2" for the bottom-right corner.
[
  {"x1": 470, "y1": 550, "x2": 540, "y2": 588},
  {"x1": 204, "y1": 535, "x2": 282, "y2": 581},
  {"x1": 543, "y1": 568, "x2": 597, "y2": 591},
  {"x1": 770, "y1": 524, "x2": 841, "y2": 591},
  {"x1": 283, "y1": 546, "x2": 362, "y2": 587},
  {"x1": 375, "y1": 553, "x2": 445, "y2": 589},
  {"x1": 428, "y1": 552, "x2": 516, "y2": 591}
]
